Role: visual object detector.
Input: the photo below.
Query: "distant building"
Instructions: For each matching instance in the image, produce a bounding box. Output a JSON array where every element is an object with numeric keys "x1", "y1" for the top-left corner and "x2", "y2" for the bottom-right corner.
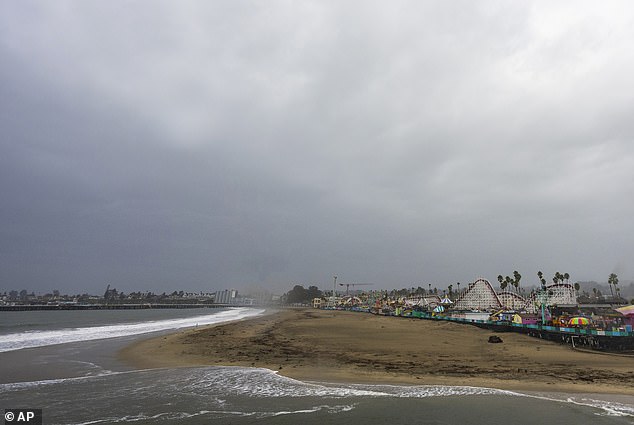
[{"x1": 215, "y1": 289, "x2": 238, "y2": 304}]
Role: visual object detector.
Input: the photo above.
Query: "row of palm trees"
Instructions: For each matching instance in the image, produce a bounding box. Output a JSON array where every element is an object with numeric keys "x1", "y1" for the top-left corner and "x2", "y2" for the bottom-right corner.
[
  {"x1": 497, "y1": 270, "x2": 622, "y2": 300},
  {"x1": 497, "y1": 270, "x2": 575, "y2": 293},
  {"x1": 409, "y1": 272, "x2": 620, "y2": 300},
  {"x1": 497, "y1": 271, "x2": 522, "y2": 293},
  {"x1": 536, "y1": 270, "x2": 571, "y2": 287}
]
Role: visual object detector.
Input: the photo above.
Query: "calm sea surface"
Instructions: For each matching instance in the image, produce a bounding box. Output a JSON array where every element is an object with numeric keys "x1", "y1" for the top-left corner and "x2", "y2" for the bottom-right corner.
[{"x1": 1, "y1": 308, "x2": 632, "y2": 424}]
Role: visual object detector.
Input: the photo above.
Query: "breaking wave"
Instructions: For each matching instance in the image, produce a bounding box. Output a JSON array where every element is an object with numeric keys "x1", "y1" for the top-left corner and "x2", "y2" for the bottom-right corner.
[
  {"x1": 3, "y1": 366, "x2": 633, "y2": 423},
  {"x1": 0, "y1": 308, "x2": 264, "y2": 352}
]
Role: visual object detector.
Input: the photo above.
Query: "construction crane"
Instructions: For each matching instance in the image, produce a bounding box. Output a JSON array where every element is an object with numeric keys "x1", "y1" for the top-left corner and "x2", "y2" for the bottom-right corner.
[{"x1": 338, "y1": 282, "x2": 373, "y2": 295}]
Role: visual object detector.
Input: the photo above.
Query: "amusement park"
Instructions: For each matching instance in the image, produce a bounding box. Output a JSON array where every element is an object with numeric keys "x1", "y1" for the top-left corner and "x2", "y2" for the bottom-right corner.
[{"x1": 314, "y1": 273, "x2": 634, "y2": 352}]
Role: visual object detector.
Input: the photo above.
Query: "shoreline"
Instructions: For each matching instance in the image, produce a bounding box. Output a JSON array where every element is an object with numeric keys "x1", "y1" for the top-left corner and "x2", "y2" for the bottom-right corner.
[{"x1": 119, "y1": 308, "x2": 634, "y2": 395}]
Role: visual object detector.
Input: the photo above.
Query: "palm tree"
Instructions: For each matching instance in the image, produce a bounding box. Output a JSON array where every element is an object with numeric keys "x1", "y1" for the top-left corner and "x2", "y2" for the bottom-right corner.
[
  {"x1": 500, "y1": 279, "x2": 508, "y2": 292},
  {"x1": 537, "y1": 271, "x2": 546, "y2": 289},
  {"x1": 608, "y1": 273, "x2": 618, "y2": 299},
  {"x1": 612, "y1": 273, "x2": 621, "y2": 296},
  {"x1": 564, "y1": 272, "x2": 570, "y2": 284},
  {"x1": 497, "y1": 275, "x2": 504, "y2": 289},
  {"x1": 505, "y1": 276, "x2": 513, "y2": 292},
  {"x1": 513, "y1": 271, "x2": 522, "y2": 293}
]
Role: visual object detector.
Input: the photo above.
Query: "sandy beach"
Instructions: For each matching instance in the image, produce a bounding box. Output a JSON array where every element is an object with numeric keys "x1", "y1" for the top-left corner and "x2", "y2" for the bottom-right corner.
[{"x1": 119, "y1": 308, "x2": 634, "y2": 395}]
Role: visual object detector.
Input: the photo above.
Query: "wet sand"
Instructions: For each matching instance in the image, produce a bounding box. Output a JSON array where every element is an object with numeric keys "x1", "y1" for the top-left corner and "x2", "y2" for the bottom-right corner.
[{"x1": 119, "y1": 308, "x2": 634, "y2": 395}]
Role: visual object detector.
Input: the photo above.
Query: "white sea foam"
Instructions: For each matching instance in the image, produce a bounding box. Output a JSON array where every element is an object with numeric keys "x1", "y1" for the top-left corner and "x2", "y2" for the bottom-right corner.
[
  {"x1": 181, "y1": 366, "x2": 634, "y2": 417},
  {"x1": 267, "y1": 405, "x2": 357, "y2": 417},
  {"x1": 68, "y1": 405, "x2": 355, "y2": 424},
  {"x1": 70, "y1": 411, "x2": 208, "y2": 425},
  {"x1": 0, "y1": 377, "x2": 79, "y2": 392},
  {"x1": 0, "y1": 308, "x2": 264, "y2": 352},
  {"x1": 0, "y1": 369, "x2": 136, "y2": 393},
  {"x1": 182, "y1": 366, "x2": 514, "y2": 399},
  {"x1": 523, "y1": 392, "x2": 634, "y2": 418}
]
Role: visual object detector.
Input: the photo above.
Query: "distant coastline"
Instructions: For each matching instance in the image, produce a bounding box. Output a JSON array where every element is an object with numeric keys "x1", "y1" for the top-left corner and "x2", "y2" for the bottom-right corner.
[
  {"x1": 0, "y1": 303, "x2": 250, "y2": 311},
  {"x1": 120, "y1": 308, "x2": 634, "y2": 396}
]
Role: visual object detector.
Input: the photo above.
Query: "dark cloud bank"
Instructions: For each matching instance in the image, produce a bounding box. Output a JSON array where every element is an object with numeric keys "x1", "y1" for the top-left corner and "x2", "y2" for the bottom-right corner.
[{"x1": 1, "y1": 1, "x2": 633, "y2": 295}]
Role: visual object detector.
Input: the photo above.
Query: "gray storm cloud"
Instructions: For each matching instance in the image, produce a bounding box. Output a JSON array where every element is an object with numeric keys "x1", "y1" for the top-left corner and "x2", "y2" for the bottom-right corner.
[{"x1": 1, "y1": 1, "x2": 633, "y2": 295}]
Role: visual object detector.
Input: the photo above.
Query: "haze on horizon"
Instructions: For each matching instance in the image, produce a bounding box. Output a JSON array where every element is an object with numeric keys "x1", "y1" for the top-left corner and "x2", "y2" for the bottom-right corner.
[{"x1": 1, "y1": 1, "x2": 633, "y2": 296}]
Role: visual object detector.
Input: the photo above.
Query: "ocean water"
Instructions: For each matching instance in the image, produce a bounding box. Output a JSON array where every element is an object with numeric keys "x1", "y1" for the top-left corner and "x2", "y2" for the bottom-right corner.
[
  {"x1": 0, "y1": 307, "x2": 265, "y2": 352},
  {"x1": 1, "y1": 308, "x2": 633, "y2": 424}
]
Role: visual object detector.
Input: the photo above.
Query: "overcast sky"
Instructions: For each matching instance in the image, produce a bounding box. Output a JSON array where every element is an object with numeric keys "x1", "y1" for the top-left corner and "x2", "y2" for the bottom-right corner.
[{"x1": 1, "y1": 1, "x2": 633, "y2": 295}]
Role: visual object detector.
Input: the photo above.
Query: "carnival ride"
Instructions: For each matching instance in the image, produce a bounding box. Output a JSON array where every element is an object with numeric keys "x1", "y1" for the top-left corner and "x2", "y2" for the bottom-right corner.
[
  {"x1": 451, "y1": 278, "x2": 577, "y2": 312},
  {"x1": 341, "y1": 296, "x2": 363, "y2": 306},
  {"x1": 452, "y1": 278, "x2": 502, "y2": 310},
  {"x1": 522, "y1": 283, "x2": 577, "y2": 313},
  {"x1": 497, "y1": 291, "x2": 526, "y2": 310},
  {"x1": 403, "y1": 295, "x2": 442, "y2": 308}
]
